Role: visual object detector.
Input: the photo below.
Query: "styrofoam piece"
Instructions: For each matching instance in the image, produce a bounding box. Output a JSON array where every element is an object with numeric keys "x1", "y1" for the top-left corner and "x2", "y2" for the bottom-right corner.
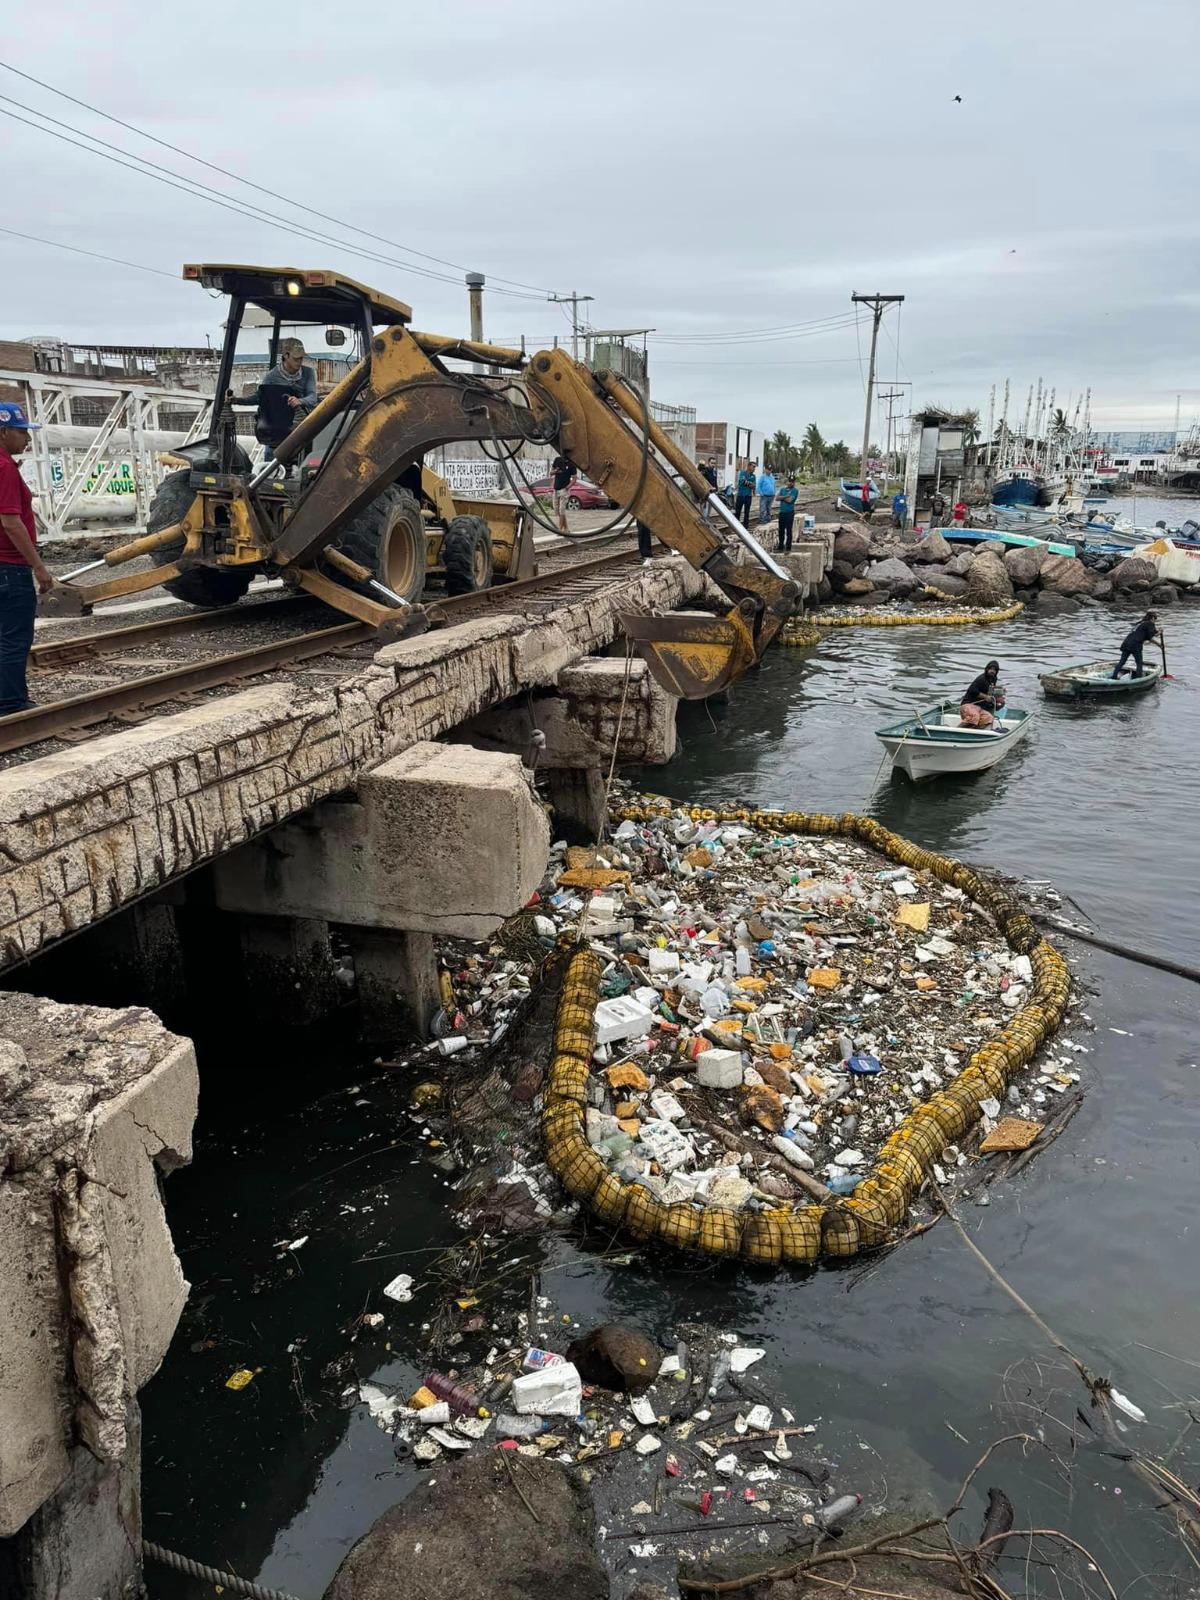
[
  {"x1": 648, "y1": 948, "x2": 681, "y2": 975},
  {"x1": 594, "y1": 996, "x2": 655, "y2": 1044},
  {"x1": 696, "y1": 1048, "x2": 743, "y2": 1089},
  {"x1": 511, "y1": 1362, "x2": 583, "y2": 1416}
]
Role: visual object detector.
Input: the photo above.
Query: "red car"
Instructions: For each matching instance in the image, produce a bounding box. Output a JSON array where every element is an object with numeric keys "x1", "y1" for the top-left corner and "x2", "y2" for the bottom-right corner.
[{"x1": 524, "y1": 474, "x2": 615, "y2": 510}]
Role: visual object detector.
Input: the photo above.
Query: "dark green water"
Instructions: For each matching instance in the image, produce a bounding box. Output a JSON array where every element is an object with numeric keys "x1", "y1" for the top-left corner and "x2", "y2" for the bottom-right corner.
[{"x1": 142, "y1": 596, "x2": 1200, "y2": 1598}]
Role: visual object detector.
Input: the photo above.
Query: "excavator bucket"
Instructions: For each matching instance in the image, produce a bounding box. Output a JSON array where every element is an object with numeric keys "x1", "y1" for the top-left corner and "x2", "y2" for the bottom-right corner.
[{"x1": 619, "y1": 599, "x2": 770, "y2": 700}]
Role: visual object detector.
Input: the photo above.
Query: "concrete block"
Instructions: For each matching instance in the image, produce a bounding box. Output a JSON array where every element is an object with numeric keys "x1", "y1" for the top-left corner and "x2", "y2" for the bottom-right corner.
[
  {"x1": 212, "y1": 743, "x2": 550, "y2": 940},
  {"x1": 696, "y1": 1048, "x2": 744, "y2": 1089},
  {"x1": 0, "y1": 993, "x2": 197, "y2": 1536}
]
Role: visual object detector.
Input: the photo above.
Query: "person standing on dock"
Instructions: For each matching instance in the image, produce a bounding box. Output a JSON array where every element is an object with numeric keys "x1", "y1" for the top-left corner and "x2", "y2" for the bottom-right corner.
[
  {"x1": 757, "y1": 465, "x2": 776, "y2": 526},
  {"x1": 735, "y1": 460, "x2": 756, "y2": 526},
  {"x1": 776, "y1": 476, "x2": 798, "y2": 551},
  {"x1": 1111, "y1": 611, "x2": 1162, "y2": 679},
  {"x1": 891, "y1": 488, "x2": 907, "y2": 530},
  {"x1": 960, "y1": 659, "x2": 1002, "y2": 728},
  {"x1": 0, "y1": 405, "x2": 57, "y2": 717}
]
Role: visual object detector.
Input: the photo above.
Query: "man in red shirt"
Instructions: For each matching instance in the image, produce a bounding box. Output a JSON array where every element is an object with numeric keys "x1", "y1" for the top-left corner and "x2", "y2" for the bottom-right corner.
[{"x1": 0, "y1": 403, "x2": 56, "y2": 715}]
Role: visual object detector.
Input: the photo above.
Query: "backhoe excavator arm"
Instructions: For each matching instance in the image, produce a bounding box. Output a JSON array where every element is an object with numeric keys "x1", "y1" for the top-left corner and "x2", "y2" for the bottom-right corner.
[{"x1": 264, "y1": 328, "x2": 799, "y2": 696}]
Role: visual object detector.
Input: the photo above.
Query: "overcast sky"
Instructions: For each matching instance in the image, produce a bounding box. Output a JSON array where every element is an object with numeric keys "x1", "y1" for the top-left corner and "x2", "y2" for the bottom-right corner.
[{"x1": 3, "y1": 0, "x2": 1198, "y2": 444}]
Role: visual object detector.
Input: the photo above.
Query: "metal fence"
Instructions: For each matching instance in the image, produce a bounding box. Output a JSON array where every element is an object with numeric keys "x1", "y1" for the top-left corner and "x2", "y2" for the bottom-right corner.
[{"x1": 2, "y1": 369, "x2": 216, "y2": 538}]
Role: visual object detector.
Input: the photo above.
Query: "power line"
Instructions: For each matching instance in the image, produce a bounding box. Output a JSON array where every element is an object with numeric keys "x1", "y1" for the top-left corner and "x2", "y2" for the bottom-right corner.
[
  {"x1": 0, "y1": 96, "x2": 549, "y2": 303},
  {"x1": 649, "y1": 312, "x2": 861, "y2": 345},
  {"x1": 0, "y1": 59, "x2": 555, "y2": 299},
  {"x1": 0, "y1": 224, "x2": 176, "y2": 279}
]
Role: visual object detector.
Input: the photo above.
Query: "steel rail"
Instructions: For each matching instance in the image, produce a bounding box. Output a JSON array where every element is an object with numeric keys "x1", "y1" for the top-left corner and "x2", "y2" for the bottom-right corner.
[
  {"x1": 4, "y1": 550, "x2": 644, "y2": 755},
  {"x1": 30, "y1": 593, "x2": 319, "y2": 670}
]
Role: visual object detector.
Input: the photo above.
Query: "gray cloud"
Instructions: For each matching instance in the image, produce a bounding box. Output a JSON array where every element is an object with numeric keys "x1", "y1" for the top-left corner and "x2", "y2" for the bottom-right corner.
[{"x1": 4, "y1": 0, "x2": 1198, "y2": 443}]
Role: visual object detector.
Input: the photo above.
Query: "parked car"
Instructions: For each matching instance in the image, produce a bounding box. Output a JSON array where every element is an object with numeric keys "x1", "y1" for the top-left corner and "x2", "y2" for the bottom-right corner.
[{"x1": 523, "y1": 475, "x2": 615, "y2": 510}]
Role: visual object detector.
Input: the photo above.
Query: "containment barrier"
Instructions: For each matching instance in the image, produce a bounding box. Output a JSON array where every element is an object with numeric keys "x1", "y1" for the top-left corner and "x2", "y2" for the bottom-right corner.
[
  {"x1": 541, "y1": 804, "x2": 1070, "y2": 1266},
  {"x1": 804, "y1": 600, "x2": 1024, "y2": 630}
]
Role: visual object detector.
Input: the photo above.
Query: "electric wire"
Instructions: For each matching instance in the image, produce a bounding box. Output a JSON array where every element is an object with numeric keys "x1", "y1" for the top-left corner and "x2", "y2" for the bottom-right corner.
[
  {"x1": 0, "y1": 98, "x2": 546, "y2": 302},
  {"x1": 0, "y1": 59, "x2": 555, "y2": 298},
  {"x1": 0, "y1": 224, "x2": 176, "y2": 279}
]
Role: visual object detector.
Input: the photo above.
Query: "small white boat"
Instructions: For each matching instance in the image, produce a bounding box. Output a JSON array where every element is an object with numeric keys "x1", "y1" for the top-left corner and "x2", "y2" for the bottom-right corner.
[{"x1": 874, "y1": 702, "x2": 1036, "y2": 781}]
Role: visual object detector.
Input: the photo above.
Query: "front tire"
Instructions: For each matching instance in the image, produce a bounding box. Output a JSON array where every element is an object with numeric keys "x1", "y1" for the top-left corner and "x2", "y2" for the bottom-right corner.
[
  {"x1": 334, "y1": 486, "x2": 427, "y2": 603},
  {"x1": 567, "y1": 495, "x2": 582, "y2": 511},
  {"x1": 442, "y1": 515, "x2": 493, "y2": 595},
  {"x1": 149, "y1": 469, "x2": 254, "y2": 608}
]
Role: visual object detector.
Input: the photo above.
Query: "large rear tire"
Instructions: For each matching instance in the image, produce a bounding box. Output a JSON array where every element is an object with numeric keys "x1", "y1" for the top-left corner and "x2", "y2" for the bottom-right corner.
[
  {"x1": 442, "y1": 514, "x2": 493, "y2": 596},
  {"x1": 334, "y1": 487, "x2": 427, "y2": 603},
  {"x1": 149, "y1": 470, "x2": 255, "y2": 607}
]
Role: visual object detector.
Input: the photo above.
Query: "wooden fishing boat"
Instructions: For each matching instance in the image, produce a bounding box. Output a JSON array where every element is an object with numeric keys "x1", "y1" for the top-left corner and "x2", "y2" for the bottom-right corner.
[
  {"x1": 875, "y1": 702, "x2": 1036, "y2": 780},
  {"x1": 1038, "y1": 661, "x2": 1163, "y2": 700}
]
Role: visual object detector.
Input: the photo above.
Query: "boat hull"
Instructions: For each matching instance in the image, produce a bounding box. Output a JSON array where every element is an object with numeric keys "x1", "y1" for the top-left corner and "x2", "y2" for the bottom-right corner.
[
  {"x1": 1038, "y1": 662, "x2": 1163, "y2": 700},
  {"x1": 875, "y1": 702, "x2": 1035, "y2": 780}
]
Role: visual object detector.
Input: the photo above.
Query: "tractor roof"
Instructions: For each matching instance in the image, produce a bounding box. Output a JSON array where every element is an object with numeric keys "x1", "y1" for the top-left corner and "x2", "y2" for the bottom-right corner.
[{"x1": 183, "y1": 264, "x2": 413, "y2": 326}]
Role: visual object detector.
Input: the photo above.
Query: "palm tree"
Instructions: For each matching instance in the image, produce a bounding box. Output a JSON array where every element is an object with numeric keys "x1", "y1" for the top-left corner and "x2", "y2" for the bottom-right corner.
[
  {"x1": 802, "y1": 422, "x2": 825, "y2": 477},
  {"x1": 960, "y1": 409, "x2": 980, "y2": 447},
  {"x1": 1051, "y1": 406, "x2": 1070, "y2": 442},
  {"x1": 768, "y1": 429, "x2": 795, "y2": 473}
]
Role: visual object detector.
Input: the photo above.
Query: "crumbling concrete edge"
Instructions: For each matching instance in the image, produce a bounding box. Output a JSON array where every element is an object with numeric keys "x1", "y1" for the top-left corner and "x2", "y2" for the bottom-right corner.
[
  {"x1": 0, "y1": 561, "x2": 707, "y2": 970},
  {"x1": 542, "y1": 803, "x2": 1071, "y2": 1265}
]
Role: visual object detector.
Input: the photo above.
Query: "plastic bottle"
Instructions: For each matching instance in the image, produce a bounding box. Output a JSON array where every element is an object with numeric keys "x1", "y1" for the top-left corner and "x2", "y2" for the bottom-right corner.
[
  {"x1": 424, "y1": 1371, "x2": 485, "y2": 1417},
  {"x1": 817, "y1": 1493, "x2": 862, "y2": 1530},
  {"x1": 494, "y1": 1412, "x2": 551, "y2": 1438},
  {"x1": 735, "y1": 946, "x2": 752, "y2": 977}
]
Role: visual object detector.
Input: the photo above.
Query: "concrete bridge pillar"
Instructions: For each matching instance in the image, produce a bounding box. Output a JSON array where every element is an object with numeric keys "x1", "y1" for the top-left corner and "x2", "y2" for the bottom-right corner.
[
  {"x1": 0, "y1": 993, "x2": 197, "y2": 1600},
  {"x1": 210, "y1": 743, "x2": 550, "y2": 1038}
]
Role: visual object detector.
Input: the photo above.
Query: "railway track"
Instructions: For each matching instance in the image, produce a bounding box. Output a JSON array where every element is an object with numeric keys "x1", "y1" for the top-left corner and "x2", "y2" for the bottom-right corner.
[{"x1": 4, "y1": 550, "x2": 644, "y2": 758}]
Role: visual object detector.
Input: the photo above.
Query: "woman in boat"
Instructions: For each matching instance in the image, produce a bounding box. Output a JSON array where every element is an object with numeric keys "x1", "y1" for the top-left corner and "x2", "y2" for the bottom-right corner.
[
  {"x1": 1111, "y1": 611, "x2": 1161, "y2": 679},
  {"x1": 960, "y1": 660, "x2": 1002, "y2": 727}
]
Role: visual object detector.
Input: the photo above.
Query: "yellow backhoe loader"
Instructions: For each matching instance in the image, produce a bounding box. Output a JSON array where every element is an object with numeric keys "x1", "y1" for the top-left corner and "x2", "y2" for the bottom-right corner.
[{"x1": 56, "y1": 265, "x2": 799, "y2": 698}]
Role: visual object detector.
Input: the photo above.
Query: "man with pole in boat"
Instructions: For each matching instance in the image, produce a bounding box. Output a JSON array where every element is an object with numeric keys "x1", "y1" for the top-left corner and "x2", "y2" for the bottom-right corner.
[{"x1": 1111, "y1": 611, "x2": 1162, "y2": 680}]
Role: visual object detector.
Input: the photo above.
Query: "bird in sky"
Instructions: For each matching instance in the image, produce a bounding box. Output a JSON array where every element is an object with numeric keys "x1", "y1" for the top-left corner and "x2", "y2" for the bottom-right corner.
[{"x1": 953, "y1": 94, "x2": 962, "y2": 102}]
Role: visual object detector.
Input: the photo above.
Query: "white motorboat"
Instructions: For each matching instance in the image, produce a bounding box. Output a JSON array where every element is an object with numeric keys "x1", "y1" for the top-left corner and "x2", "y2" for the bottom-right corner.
[{"x1": 874, "y1": 702, "x2": 1036, "y2": 781}]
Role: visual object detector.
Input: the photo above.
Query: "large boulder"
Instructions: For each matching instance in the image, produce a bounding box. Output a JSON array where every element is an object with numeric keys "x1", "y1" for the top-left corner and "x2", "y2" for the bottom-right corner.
[
  {"x1": 979, "y1": 540, "x2": 1010, "y2": 561},
  {"x1": 948, "y1": 550, "x2": 975, "y2": 576},
  {"x1": 864, "y1": 556, "x2": 919, "y2": 596},
  {"x1": 908, "y1": 530, "x2": 954, "y2": 564},
  {"x1": 1151, "y1": 583, "x2": 1179, "y2": 605},
  {"x1": 1111, "y1": 556, "x2": 1158, "y2": 592},
  {"x1": 815, "y1": 576, "x2": 833, "y2": 603},
  {"x1": 325, "y1": 1454, "x2": 607, "y2": 1600},
  {"x1": 828, "y1": 559, "x2": 857, "y2": 590},
  {"x1": 966, "y1": 552, "x2": 1014, "y2": 605},
  {"x1": 1090, "y1": 577, "x2": 1113, "y2": 601},
  {"x1": 1034, "y1": 591, "x2": 1081, "y2": 616},
  {"x1": 843, "y1": 577, "x2": 873, "y2": 595},
  {"x1": 1039, "y1": 553, "x2": 1094, "y2": 596},
  {"x1": 567, "y1": 1324, "x2": 660, "y2": 1392},
  {"x1": 923, "y1": 572, "x2": 968, "y2": 598},
  {"x1": 1003, "y1": 545, "x2": 1047, "y2": 586},
  {"x1": 833, "y1": 526, "x2": 871, "y2": 564}
]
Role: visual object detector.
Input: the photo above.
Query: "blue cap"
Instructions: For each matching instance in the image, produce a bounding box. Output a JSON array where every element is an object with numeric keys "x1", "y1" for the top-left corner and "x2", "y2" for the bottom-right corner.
[{"x1": 0, "y1": 403, "x2": 38, "y2": 430}]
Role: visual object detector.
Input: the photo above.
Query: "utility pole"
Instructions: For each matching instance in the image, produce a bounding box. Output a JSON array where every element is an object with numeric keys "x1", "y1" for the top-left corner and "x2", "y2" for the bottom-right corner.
[
  {"x1": 548, "y1": 290, "x2": 594, "y2": 361},
  {"x1": 850, "y1": 292, "x2": 904, "y2": 482},
  {"x1": 878, "y1": 388, "x2": 905, "y2": 481}
]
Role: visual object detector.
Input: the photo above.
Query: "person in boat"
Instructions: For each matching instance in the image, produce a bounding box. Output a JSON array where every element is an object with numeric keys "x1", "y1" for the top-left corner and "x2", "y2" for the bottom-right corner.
[
  {"x1": 960, "y1": 659, "x2": 1002, "y2": 728},
  {"x1": 1111, "y1": 611, "x2": 1162, "y2": 679}
]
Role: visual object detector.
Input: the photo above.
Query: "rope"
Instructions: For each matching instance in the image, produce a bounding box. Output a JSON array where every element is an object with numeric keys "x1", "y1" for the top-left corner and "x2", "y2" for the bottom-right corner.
[
  {"x1": 599, "y1": 642, "x2": 636, "y2": 843},
  {"x1": 142, "y1": 1540, "x2": 307, "y2": 1600}
]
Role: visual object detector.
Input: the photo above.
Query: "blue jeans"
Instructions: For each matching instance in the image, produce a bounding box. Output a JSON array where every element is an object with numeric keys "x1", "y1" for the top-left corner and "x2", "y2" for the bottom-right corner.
[
  {"x1": 758, "y1": 493, "x2": 774, "y2": 524},
  {"x1": 0, "y1": 564, "x2": 36, "y2": 715}
]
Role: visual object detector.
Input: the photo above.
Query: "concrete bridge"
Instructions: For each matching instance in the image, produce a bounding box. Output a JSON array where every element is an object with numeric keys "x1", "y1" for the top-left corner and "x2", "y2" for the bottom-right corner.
[{"x1": 0, "y1": 534, "x2": 832, "y2": 1597}]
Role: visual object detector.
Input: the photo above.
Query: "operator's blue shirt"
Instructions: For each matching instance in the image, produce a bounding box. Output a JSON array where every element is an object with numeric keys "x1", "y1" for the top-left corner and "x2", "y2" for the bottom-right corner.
[
  {"x1": 736, "y1": 469, "x2": 756, "y2": 498},
  {"x1": 778, "y1": 484, "x2": 798, "y2": 512}
]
